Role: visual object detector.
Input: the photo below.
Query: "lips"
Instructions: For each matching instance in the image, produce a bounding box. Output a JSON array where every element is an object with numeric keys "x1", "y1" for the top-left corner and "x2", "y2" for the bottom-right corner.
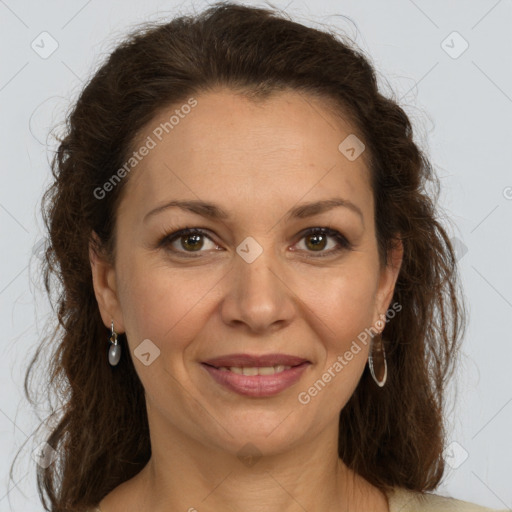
[
  {"x1": 202, "y1": 353, "x2": 309, "y2": 368},
  {"x1": 202, "y1": 362, "x2": 310, "y2": 397},
  {"x1": 201, "y1": 353, "x2": 311, "y2": 397}
]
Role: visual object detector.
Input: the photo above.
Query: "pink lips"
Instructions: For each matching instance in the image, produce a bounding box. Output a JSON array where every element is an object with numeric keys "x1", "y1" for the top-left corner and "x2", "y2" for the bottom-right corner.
[{"x1": 201, "y1": 353, "x2": 311, "y2": 397}]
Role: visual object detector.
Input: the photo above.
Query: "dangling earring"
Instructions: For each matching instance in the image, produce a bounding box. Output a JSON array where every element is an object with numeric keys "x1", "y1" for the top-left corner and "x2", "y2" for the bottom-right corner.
[
  {"x1": 368, "y1": 331, "x2": 387, "y2": 387},
  {"x1": 108, "y1": 320, "x2": 121, "y2": 366}
]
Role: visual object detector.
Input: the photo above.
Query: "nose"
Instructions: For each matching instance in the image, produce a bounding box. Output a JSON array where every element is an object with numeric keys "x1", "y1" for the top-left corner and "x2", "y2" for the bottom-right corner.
[{"x1": 219, "y1": 239, "x2": 296, "y2": 335}]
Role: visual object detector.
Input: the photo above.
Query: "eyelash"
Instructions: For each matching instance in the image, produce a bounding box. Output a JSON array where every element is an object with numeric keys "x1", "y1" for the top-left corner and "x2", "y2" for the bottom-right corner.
[{"x1": 157, "y1": 226, "x2": 353, "y2": 259}]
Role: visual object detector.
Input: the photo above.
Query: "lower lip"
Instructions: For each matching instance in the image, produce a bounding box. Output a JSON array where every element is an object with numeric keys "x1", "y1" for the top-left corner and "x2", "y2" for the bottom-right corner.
[{"x1": 201, "y1": 362, "x2": 310, "y2": 397}]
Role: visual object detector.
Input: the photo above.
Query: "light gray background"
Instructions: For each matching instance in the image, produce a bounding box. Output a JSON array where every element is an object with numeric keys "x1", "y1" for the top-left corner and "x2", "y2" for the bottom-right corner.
[{"x1": 1, "y1": 0, "x2": 511, "y2": 510}]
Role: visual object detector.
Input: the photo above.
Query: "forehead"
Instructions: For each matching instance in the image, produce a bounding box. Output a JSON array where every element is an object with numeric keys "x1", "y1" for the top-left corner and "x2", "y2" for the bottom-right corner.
[{"x1": 119, "y1": 88, "x2": 373, "y2": 223}]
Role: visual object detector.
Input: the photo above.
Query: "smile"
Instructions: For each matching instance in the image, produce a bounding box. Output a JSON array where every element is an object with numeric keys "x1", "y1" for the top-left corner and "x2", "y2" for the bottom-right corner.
[
  {"x1": 216, "y1": 365, "x2": 292, "y2": 375},
  {"x1": 201, "y1": 361, "x2": 311, "y2": 397}
]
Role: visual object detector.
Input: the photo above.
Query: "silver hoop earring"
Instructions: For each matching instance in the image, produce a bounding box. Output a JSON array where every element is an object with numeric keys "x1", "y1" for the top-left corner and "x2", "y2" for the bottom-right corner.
[
  {"x1": 108, "y1": 320, "x2": 121, "y2": 366},
  {"x1": 368, "y1": 332, "x2": 387, "y2": 387}
]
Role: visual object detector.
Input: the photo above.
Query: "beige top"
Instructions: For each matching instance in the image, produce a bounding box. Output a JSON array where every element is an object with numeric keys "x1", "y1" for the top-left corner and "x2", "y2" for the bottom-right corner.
[
  {"x1": 387, "y1": 487, "x2": 510, "y2": 511},
  {"x1": 88, "y1": 487, "x2": 511, "y2": 511}
]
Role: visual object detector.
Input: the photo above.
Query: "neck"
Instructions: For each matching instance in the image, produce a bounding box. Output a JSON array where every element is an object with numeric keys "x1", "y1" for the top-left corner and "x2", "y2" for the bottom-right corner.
[{"x1": 114, "y1": 413, "x2": 387, "y2": 512}]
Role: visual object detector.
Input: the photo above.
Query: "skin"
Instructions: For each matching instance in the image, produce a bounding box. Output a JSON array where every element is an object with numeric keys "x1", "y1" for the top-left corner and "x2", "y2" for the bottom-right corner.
[{"x1": 90, "y1": 88, "x2": 403, "y2": 512}]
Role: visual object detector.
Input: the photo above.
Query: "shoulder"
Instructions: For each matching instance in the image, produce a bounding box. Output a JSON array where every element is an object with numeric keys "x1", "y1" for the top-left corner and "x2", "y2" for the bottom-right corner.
[{"x1": 386, "y1": 487, "x2": 511, "y2": 512}]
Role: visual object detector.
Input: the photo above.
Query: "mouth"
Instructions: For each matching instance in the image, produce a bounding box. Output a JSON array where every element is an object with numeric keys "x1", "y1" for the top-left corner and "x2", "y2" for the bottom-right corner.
[
  {"x1": 202, "y1": 353, "x2": 310, "y2": 368},
  {"x1": 204, "y1": 364, "x2": 300, "y2": 375},
  {"x1": 201, "y1": 353, "x2": 311, "y2": 397}
]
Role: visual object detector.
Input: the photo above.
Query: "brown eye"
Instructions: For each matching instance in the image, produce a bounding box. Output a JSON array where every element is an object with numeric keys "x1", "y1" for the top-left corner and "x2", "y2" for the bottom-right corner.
[
  {"x1": 180, "y1": 232, "x2": 204, "y2": 252},
  {"x1": 161, "y1": 228, "x2": 219, "y2": 257},
  {"x1": 294, "y1": 227, "x2": 352, "y2": 257},
  {"x1": 304, "y1": 232, "x2": 329, "y2": 251}
]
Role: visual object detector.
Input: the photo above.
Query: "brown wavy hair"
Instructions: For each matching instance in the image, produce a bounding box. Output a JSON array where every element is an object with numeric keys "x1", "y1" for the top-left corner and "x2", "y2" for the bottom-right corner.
[{"x1": 14, "y1": 2, "x2": 466, "y2": 511}]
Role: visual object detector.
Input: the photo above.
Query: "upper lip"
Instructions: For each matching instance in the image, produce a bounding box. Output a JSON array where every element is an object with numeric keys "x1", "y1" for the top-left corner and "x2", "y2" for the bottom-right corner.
[{"x1": 202, "y1": 353, "x2": 310, "y2": 368}]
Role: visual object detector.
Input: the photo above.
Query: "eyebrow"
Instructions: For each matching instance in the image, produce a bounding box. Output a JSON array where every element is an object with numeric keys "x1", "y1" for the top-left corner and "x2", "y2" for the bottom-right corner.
[{"x1": 143, "y1": 197, "x2": 364, "y2": 224}]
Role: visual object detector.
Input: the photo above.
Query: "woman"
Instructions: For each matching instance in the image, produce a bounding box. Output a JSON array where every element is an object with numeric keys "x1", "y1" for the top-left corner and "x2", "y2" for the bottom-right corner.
[{"x1": 22, "y1": 2, "x2": 509, "y2": 511}]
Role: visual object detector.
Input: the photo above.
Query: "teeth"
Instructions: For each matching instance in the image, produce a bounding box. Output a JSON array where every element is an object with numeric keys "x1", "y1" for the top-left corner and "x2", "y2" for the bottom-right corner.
[{"x1": 217, "y1": 365, "x2": 292, "y2": 375}]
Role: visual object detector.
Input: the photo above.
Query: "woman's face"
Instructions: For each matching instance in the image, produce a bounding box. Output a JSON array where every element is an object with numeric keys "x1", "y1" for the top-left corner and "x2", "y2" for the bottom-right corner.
[{"x1": 91, "y1": 88, "x2": 402, "y2": 458}]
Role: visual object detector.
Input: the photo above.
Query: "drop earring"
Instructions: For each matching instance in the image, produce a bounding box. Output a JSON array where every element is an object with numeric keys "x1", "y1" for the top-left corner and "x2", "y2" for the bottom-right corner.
[
  {"x1": 108, "y1": 320, "x2": 121, "y2": 366},
  {"x1": 368, "y1": 331, "x2": 387, "y2": 387}
]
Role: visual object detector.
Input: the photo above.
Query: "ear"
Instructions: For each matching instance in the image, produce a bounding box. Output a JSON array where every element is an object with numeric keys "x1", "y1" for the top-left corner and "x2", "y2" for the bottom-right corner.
[
  {"x1": 373, "y1": 236, "x2": 403, "y2": 327},
  {"x1": 89, "y1": 231, "x2": 125, "y2": 333}
]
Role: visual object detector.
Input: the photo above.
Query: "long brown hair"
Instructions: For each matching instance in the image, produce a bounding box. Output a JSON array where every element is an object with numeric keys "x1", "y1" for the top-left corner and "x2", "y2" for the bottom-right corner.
[{"x1": 15, "y1": 2, "x2": 466, "y2": 510}]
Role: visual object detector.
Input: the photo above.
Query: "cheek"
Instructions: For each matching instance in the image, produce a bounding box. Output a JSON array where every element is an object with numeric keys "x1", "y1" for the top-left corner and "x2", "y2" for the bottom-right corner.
[
  {"x1": 300, "y1": 260, "x2": 378, "y2": 407},
  {"x1": 300, "y1": 272, "x2": 376, "y2": 412},
  {"x1": 116, "y1": 255, "x2": 221, "y2": 354},
  {"x1": 307, "y1": 261, "x2": 379, "y2": 342}
]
